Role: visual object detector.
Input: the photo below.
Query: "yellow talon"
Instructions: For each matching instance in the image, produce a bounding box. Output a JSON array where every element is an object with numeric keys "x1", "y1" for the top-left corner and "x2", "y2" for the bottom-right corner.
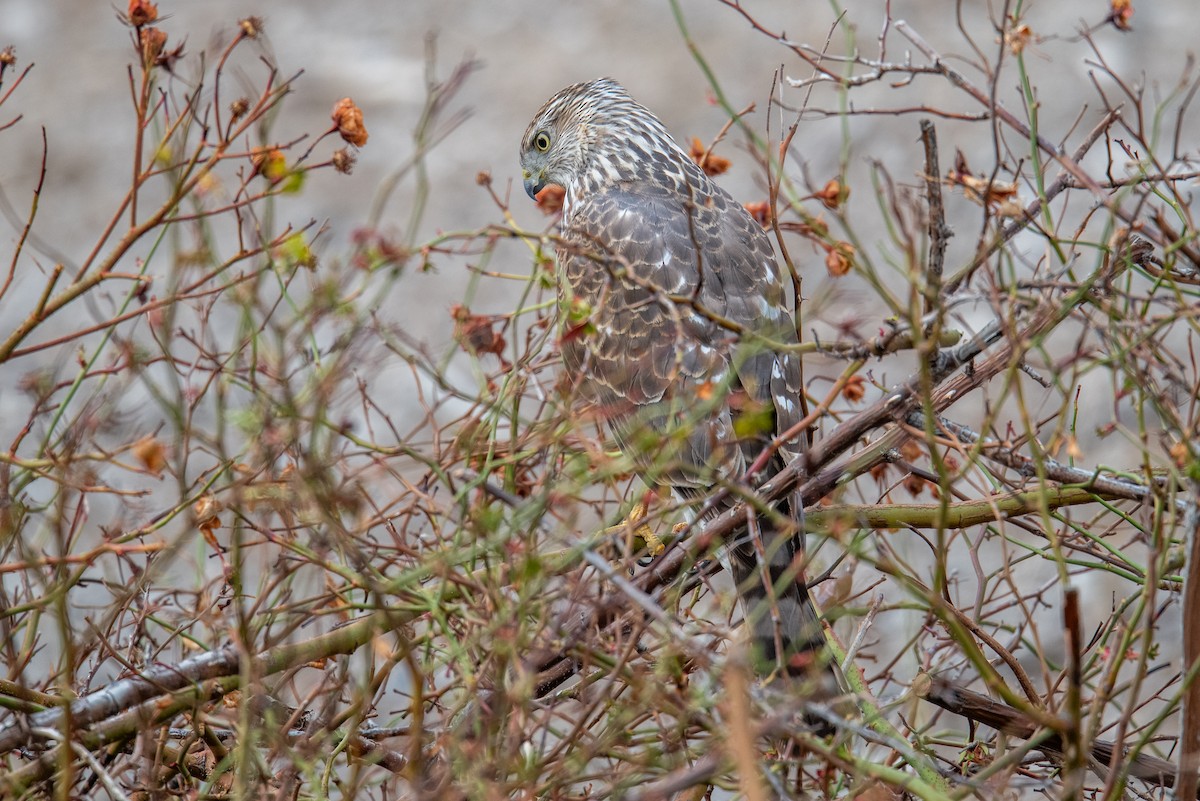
[
  {"x1": 639, "y1": 523, "x2": 666, "y2": 556},
  {"x1": 605, "y1": 502, "x2": 666, "y2": 556}
]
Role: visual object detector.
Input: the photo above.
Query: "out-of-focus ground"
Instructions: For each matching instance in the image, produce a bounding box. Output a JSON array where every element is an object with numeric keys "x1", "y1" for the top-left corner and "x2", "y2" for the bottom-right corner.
[{"x1": 2, "y1": 0, "x2": 1187, "y2": 339}]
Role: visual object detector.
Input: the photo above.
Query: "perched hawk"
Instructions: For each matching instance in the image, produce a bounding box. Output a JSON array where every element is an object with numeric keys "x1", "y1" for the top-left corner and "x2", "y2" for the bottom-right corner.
[{"x1": 519, "y1": 78, "x2": 835, "y2": 700}]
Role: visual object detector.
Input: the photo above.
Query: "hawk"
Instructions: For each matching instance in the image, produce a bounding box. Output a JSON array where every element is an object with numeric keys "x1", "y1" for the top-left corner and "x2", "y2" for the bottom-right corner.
[{"x1": 519, "y1": 78, "x2": 836, "y2": 700}]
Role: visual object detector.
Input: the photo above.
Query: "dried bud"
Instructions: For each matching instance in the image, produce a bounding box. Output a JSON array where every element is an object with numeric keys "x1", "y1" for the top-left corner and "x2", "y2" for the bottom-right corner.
[
  {"x1": 1109, "y1": 0, "x2": 1133, "y2": 30},
  {"x1": 0, "y1": 47, "x2": 15, "y2": 68},
  {"x1": 140, "y1": 27, "x2": 167, "y2": 66},
  {"x1": 451, "y1": 305, "x2": 508, "y2": 365},
  {"x1": 331, "y1": 97, "x2": 368, "y2": 147},
  {"x1": 229, "y1": 97, "x2": 250, "y2": 122},
  {"x1": 841, "y1": 374, "x2": 866, "y2": 403},
  {"x1": 816, "y1": 178, "x2": 848, "y2": 211},
  {"x1": 239, "y1": 17, "x2": 264, "y2": 39},
  {"x1": 824, "y1": 241, "x2": 855, "y2": 277},
  {"x1": 131, "y1": 435, "x2": 167, "y2": 475},
  {"x1": 899, "y1": 439, "x2": 923, "y2": 463},
  {"x1": 535, "y1": 184, "x2": 565, "y2": 216},
  {"x1": 689, "y1": 137, "x2": 731, "y2": 176},
  {"x1": 157, "y1": 41, "x2": 186, "y2": 73},
  {"x1": 252, "y1": 147, "x2": 287, "y2": 183},
  {"x1": 193, "y1": 494, "x2": 223, "y2": 531},
  {"x1": 903, "y1": 472, "x2": 927, "y2": 497},
  {"x1": 743, "y1": 201, "x2": 770, "y2": 227},
  {"x1": 127, "y1": 0, "x2": 158, "y2": 26},
  {"x1": 475, "y1": 170, "x2": 492, "y2": 187},
  {"x1": 1004, "y1": 23, "x2": 1033, "y2": 55},
  {"x1": 195, "y1": 492, "x2": 224, "y2": 552},
  {"x1": 331, "y1": 147, "x2": 356, "y2": 175},
  {"x1": 947, "y1": 149, "x2": 1021, "y2": 214},
  {"x1": 805, "y1": 216, "x2": 829, "y2": 238}
]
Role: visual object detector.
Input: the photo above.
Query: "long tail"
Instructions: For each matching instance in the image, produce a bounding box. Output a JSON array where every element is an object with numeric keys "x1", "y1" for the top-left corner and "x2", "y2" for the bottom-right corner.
[{"x1": 727, "y1": 506, "x2": 842, "y2": 714}]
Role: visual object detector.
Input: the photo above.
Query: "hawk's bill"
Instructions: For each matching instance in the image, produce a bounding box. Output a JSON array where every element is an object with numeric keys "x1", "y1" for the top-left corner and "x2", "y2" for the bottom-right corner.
[{"x1": 520, "y1": 78, "x2": 839, "y2": 712}]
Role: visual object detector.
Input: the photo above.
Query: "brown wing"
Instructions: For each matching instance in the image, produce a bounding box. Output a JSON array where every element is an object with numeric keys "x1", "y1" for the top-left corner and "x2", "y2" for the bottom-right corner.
[
  {"x1": 558, "y1": 175, "x2": 835, "y2": 702},
  {"x1": 557, "y1": 178, "x2": 802, "y2": 485}
]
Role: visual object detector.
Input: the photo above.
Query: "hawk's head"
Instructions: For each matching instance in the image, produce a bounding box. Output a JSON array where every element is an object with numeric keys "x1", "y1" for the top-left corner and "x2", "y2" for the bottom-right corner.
[{"x1": 519, "y1": 78, "x2": 677, "y2": 208}]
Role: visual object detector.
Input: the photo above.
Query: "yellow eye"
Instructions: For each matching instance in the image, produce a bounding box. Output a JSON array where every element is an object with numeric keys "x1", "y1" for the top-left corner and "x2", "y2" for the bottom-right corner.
[{"x1": 534, "y1": 131, "x2": 552, "y2": 152}]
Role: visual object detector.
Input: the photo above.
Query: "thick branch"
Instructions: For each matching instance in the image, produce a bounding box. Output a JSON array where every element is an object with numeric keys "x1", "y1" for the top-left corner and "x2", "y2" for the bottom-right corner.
[
  {"x1": 809, "y1": 486, "x2": 1116, "y2": 531},
  {"x1": 918, "y1": 674, "x2": 1187, "y2": 795}
]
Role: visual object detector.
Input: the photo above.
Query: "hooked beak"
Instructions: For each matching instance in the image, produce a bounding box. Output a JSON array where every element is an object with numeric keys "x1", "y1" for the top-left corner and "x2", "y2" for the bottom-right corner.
[{"x1": 522, "y1": 169, "x2": 545, "y2": 201}]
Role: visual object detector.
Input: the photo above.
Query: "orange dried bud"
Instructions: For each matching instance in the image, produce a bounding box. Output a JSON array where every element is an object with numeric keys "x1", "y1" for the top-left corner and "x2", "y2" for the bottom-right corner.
[
  {"x1": 689, "y1": 137, "x2": 731, "y2": 177},
  {"x1": 331, "y1": 147, "x2": 356, "y2": 174},
  {"x1": 194, "y1": 494, "x2": 223, "y2": 531},
  {"x1": 825, "y1": 242, "x2": 855, "y2": 277},
  {"x1": 0, "y1": 47, "x2": 15, "y2": 68},
  {"x1": 903, "y1": 472, "x2": 926, "y2": 497},
  {"x1": 131, "y1": 435, "x2": 167, "y2": 475},
  {"x1": 743, "y1": 201, "x2": 770, "y2": 227},
  {"x1": 825, "y1": 249, "x2": 849, "y2": 277},
  {"x1": 899, "y1": 439, "x2": 923, "y2": 463},
  {"x1": 331, "y1": 97, "x2": 368, "y2": 147},
  {"x1": 947, "y1": 149, "x2": 1019, "y2": 212},
  {"x1": 451, "y1": 304, "x2": 508, "y2": 363},
  {"x1": 1109, "y1": 0, "x2": 1133, "y2": 30},
  {"x1": 1170, "y1": 441, "x2": 1189, "y2": 467},
  {"x1": 535, "y1": 184, "x2": 565, "y2": 216},
  {"x1": 140, "y1": 27, "x2": 167, "y2": 66},
  {"x1": 975, "y1": 174, "x2": 1017, "y2": 198},
  {"x1": 816, "y1": 178, "x2": 848, "y2": 210},
  {"x1": 841, "y1": 374, "x2": 866, "y2": 403},
  {"x1": 1065, "y1": 434, "x2": 1082, "y2": 460},
  {"x1": 949, "y1": 171, "x2": 1018, "y2": 207},
  {"x1": 475, "y1": 170, "x2": 492, "y2": 186},
  {"x1": 127, "y1": 0, "x2": 158, "y2": 26}
]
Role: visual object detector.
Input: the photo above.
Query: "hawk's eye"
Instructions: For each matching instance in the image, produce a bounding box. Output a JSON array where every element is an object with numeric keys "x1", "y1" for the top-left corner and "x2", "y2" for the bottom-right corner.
[{"x1": 533, "y1": 131, "x2": 552, "y2": 152}]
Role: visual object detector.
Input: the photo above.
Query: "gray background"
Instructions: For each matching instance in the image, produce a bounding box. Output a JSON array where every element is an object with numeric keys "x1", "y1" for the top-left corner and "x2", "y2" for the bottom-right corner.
[{"x1": 2, "y1": 0, "x2": 1187, "y2": 342}]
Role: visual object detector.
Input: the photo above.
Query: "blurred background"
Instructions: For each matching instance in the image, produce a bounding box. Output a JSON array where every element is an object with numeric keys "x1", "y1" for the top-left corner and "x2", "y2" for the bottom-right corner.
[{"x1": 1, "y1": 0, "x2": 1188, "y2": 348}]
